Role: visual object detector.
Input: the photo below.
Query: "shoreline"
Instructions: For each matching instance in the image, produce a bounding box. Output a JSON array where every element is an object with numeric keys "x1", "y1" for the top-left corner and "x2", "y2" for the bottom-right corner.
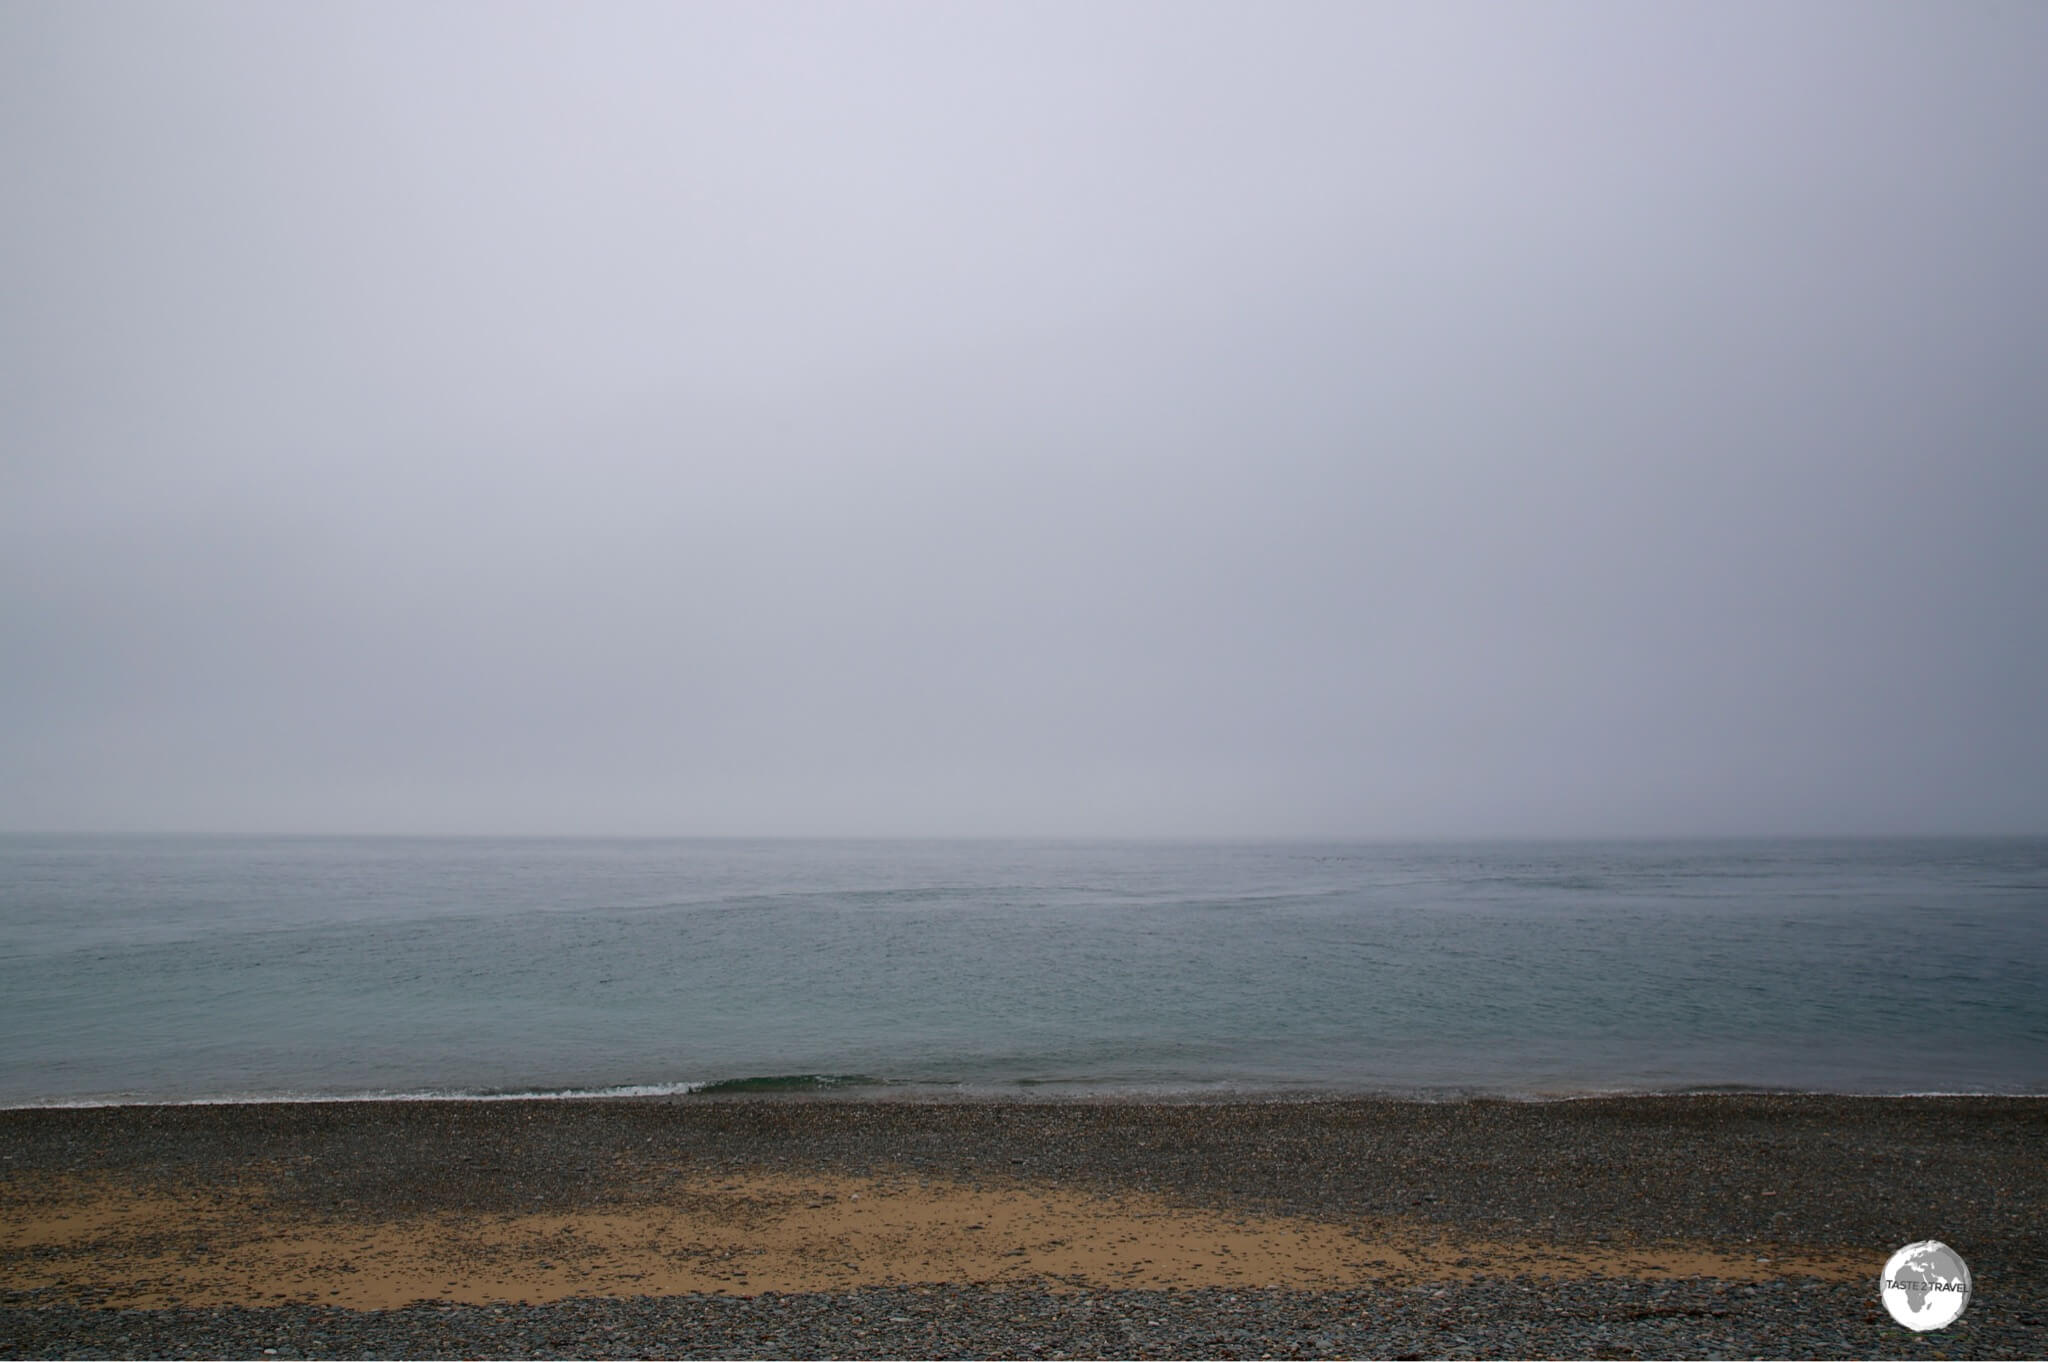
[
  {"x1": 10, "y1": 1080, "x2": 2046, "y2": 1112},
  {"x1": 5, "y1": 1094, "x2": 2043, "y2": 1356}
]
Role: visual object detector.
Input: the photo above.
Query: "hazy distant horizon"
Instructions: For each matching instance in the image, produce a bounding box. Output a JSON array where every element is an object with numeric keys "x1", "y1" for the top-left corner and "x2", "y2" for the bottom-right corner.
[
  {"x1": 4, "y1": 826, "x2": 2043, "y2": 843},
  {"x1": 7, "y1": 3, "x2": 2046, "y2": 842}
]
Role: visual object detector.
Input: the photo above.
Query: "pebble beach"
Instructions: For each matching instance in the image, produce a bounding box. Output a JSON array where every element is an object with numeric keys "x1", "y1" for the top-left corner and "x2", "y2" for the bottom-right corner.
[{"x1": 3, "y1": 1094, "x2": 2043, "y2": 1358}]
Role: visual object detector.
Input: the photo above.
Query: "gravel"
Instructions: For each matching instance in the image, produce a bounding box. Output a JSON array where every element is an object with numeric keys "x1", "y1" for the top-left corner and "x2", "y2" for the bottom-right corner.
[
  {"x1": 4, "y1": 1094, "x2": 2043, "y2": 1358},
  {"x1": 7, "y1": 1278, "x2": 2044, "y2": 1359}
]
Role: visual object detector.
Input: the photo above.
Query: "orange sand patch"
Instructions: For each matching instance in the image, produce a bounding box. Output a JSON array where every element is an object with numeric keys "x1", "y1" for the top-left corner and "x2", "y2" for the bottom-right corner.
[{"x1": 1, "y1": 1173, "x2": 1873, "y2": 1310}]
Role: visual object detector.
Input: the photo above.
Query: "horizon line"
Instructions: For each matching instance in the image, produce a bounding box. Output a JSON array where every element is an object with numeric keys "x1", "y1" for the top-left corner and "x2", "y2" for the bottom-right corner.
[{"x1": 2, "y1": 828, "x2": 2043, "y2": 843}]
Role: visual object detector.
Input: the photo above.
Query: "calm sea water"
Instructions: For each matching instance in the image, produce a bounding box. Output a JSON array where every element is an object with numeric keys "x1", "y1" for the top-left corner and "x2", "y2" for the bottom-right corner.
[{"x1": 2, "y1": 836, "x2": 2043, "y2": 1106}]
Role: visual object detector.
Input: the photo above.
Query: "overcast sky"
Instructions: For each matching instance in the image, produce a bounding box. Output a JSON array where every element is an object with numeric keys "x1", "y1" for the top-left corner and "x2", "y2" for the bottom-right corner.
[{"x1": 3, "y1": 2, "x2": 2045, "y2": 838}]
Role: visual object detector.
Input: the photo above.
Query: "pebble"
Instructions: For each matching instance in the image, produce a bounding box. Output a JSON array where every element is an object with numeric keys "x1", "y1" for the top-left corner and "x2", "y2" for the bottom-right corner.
[
  {"x1": 3, "y1": 1093, "x2": 2042, "y2": 1359},
  {"x1": 5, "y1": 1277, "x2": 2043, "y2": 1358}
]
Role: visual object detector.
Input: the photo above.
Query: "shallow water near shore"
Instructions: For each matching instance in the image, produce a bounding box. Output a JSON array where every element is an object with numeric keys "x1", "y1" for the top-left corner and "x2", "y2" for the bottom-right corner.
[{"x1": 2, "y1": 836, "x2": 2044, "y2": 1105}]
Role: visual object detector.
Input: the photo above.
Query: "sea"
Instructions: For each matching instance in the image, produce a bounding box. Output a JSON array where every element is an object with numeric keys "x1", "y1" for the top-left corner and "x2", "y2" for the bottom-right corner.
[{"x1": 2, "y1": 836, "x2": 2043, "y2": 1107}]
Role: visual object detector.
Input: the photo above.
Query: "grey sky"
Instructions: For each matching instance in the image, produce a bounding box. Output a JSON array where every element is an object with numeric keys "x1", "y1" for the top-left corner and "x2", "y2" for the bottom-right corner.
[{"x1": 4, "y1": 1, "x2": 2045, "y2": 837}]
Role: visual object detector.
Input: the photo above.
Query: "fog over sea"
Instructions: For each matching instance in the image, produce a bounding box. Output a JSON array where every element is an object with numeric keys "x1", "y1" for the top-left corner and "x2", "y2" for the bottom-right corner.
[{"x1": 3, "y1": 836, "x2": 2043, "y2": 1107}]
